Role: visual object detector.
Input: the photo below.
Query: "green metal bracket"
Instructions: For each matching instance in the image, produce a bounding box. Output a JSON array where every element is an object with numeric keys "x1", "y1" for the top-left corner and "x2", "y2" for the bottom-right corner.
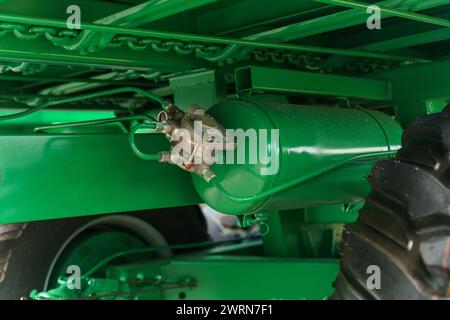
[
  {"x1": 234, "y1": 0, "x2": 449, "y2": 44},
  {"x1": 425, "y1": 98, "x2": 449, "y2": 114},
  {"x1": 235, "y1": 66, "x2": 391, "y2": 101},
  {"x1": 263, "y1": 206, "x2": 358, "y2": 259},
  {"x1": 237, "y1": 212, "x2": 270, "y2": 236},
  {"x1": 169, "y1": 70, "x2": 227, "y2": 111}
]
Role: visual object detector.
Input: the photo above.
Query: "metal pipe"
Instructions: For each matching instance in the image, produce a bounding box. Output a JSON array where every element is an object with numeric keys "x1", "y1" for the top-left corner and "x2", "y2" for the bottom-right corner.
[
  {"x1": 0, "y1": 87, "x2": 167, "y2": 121},
  {"x1": 211, "y1": 150, "x2": 397, "y2": 203},
  {"x1": 0, "y1": 74, "x2": 156, "y2": 87},
  {"x1": 128, "y1": 122, "x2": 160, "y2": 161},
  {"x1": 33, "y1": 115, "x2": 155, "y2": 133}
]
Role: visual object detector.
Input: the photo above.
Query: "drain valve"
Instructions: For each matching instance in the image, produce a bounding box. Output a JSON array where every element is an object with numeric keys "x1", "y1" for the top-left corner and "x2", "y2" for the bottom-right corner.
[{"x1": 154, "y1": 104, "x2": 234, "y2": 182}]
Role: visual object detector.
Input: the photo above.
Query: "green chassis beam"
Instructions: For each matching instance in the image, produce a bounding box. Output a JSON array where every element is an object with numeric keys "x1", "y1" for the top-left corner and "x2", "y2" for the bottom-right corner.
[
  {"x1": 235, "y1": 66, "x2": 391, "y2": 101},
  {"x1": 107, "y1": 255, "x2": 339, "y2": 300},
  {"x1": 0, "y1": 133, "x2": 200, "y2": 224}
]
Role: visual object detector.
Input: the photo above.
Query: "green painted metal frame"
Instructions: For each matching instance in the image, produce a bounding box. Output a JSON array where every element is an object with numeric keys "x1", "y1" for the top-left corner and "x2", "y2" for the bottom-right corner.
[
  {"x1": 311, "y1": 0, "x2": 450, "y2": 58},
  {"x1": 263, "y1": 206, "x2": 358, "y2": 259},
  {"x1": 101, "y1": 252, "x2": 339, "y2": 300},
  {"x1": 235, "y1": 66, "x2": 391, "y2": 101},
  {"x1": 0, "y1": 33, "x2": 208, "y2": 72},
  {"x1": 358, "y1": 28, "x2": 450, "y2": 53},
  {"x1": 157, "y1": 256, "x2": 339, "y2": 300},
  {"x1": 0, "y1": 0, "x2": 447, "y2": 223},
  {"x1": 0, "y1": 133, "x2": 200, "y2": 223},
  {"x1": 4, "y1": 0, "x2": 450, "y2": 300},
  {"x1": 68, "y1": 0, "x2": 222, "y2": 53},
  {"x1": 377, "y1": 59, "x2": 450, "y2": 126},
  {"x1": 29, "y1": 202, "x2": 360, "y2": 300},
  {"x1": 316, "y1": 0, "x2": 450, "y2": 28},
  {"x1": 32, "y1": 238, "x2": 340, "y2": 300},
  {"x1": 237, "y1": 0, "x2": 450, "y2": 43},
  {"x1": 0, "y1": 12, "x2": 429, "y2": 64}
]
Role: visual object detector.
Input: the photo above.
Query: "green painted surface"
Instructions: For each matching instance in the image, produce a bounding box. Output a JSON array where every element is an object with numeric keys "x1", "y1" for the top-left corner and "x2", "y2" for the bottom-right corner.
[
  {"x1": 0, "y1": 133, "x2": 200, "y2": 223},
  {"x1": 161, "y1": 256, "x2": 339, "y2": 300},
  {"x1": 170, "y1": 69, "x2": 227, "y2": 110},
  {"x1": 263, "y1": 206, "x2": 358, "y2": 258},
  {"x1": 104, "y1": 252, "x2": 339, "y2": 300},
  {"x1": 0, "y1": 0, "x2": 449, "y2": 300},
  {"x1": 378, "y1": 59, "x2": 450, "y2": 126},
  {"x1": 192, "y1": 98, "x2": 402, "y2": 214},
  {"x1": 318, "y1": 0, "x2": 450, "y2": 28},
  {"x1": 235, "y1": 66, "x2": 391, "y2": 101},
  {"x1": 33, "y1": 245, "x2": 339, "y2": 300}
]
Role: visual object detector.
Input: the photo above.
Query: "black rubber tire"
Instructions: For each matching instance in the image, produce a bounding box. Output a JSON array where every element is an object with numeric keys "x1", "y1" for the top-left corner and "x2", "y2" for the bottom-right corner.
[
  {"x1": 0, "y1": 206, "x2": 208, "y2": 300},
  {"x1": 333, "y1": 107, "x2": 450, "y2": 300}
]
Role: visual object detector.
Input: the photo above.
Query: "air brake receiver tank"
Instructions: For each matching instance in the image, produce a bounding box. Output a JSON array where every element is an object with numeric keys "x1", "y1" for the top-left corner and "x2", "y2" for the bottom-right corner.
[{"x1": 192, "y1": 99, "x2": 402, "y2": 215}]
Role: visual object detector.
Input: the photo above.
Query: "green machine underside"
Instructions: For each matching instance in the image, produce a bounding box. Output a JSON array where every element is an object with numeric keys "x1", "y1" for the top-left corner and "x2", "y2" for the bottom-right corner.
[{"x1": 0, "y1": 0, "x2": 449, "y2": 300}]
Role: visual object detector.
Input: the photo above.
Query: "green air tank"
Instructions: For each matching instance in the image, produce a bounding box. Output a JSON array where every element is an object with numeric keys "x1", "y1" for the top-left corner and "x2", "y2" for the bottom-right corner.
[{"x1": 191, "y1": 98, "x2": 402, "y2": 215}]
